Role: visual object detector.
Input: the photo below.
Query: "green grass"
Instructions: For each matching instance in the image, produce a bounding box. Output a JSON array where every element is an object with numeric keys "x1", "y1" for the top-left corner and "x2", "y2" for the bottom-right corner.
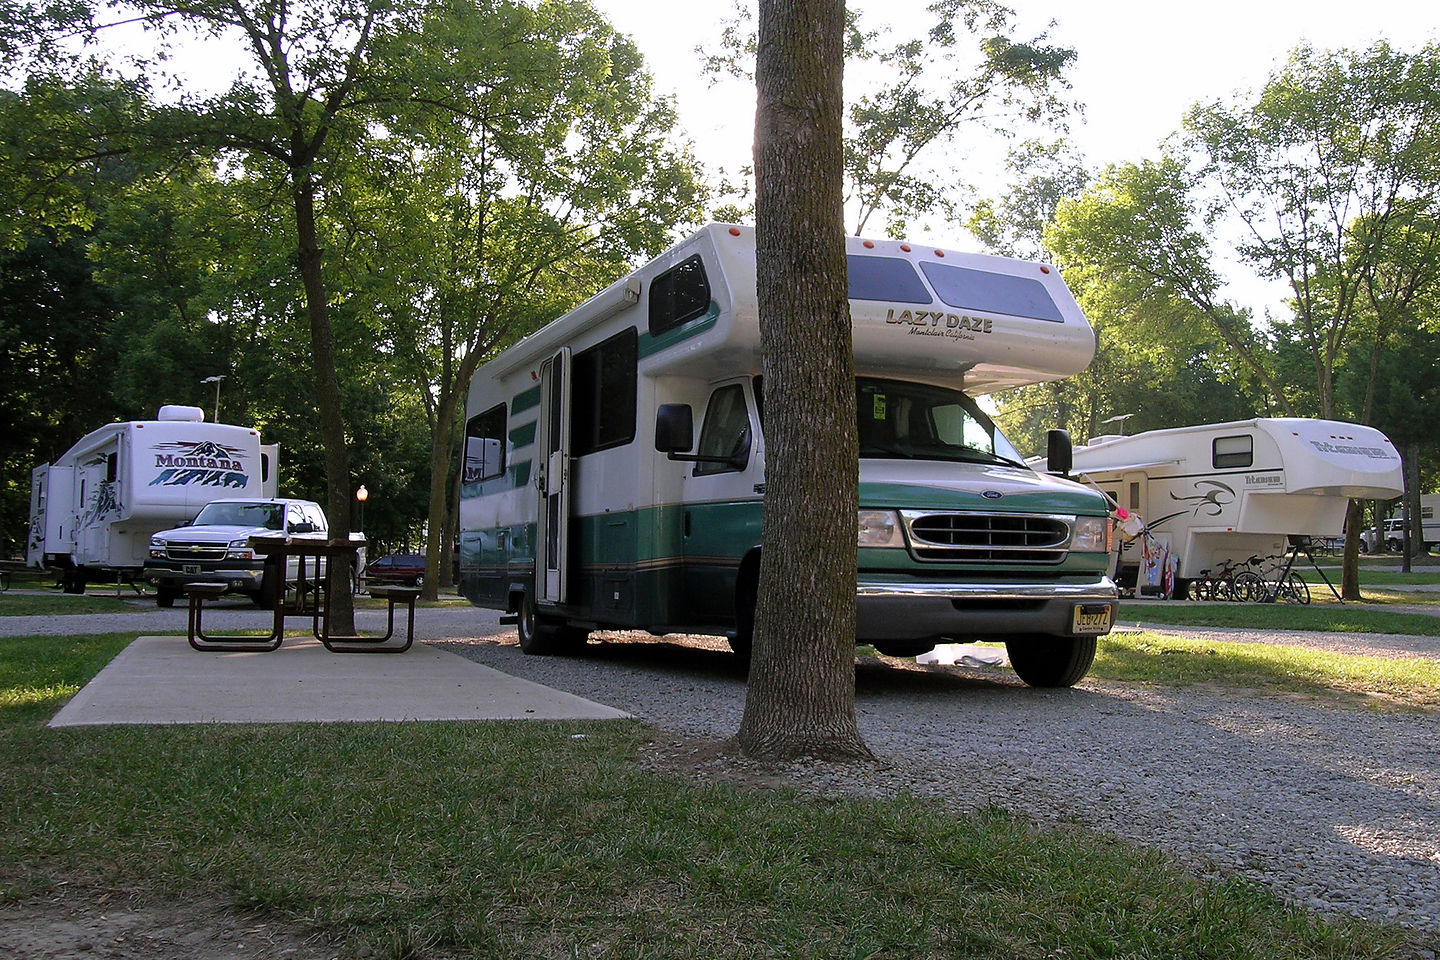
[
  {"x1": 0, "y1": 592, "x2": 140, "y2": 616},
  {"x1": 1118, "y1": 600, "x2": 1440, "y2": 636},
  {"x1": 0, "y1": 633, "x2": 1426, "y2": 959},
  {"x1": 1096, "y1": 631, "x2": 1440, "y2": 708}
]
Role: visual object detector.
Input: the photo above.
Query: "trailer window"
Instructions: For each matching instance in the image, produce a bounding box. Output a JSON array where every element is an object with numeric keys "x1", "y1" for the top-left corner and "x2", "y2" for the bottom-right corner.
[
  {"x1": 695, "y1": 384, "x2": 752, "y2": 476},
  {"x1": 919, "y1": 261, "x2": 1065, "y2": 322},
  {"x1": 847, "y1": 255, "x2": 931, "y2": 303},
  {"x1": 1213, "y1": 434, "x2": 1253, "y2": 469},
  {"x1": 649, "y1": 255, "x2": 711, "y2": 335},
  {"x1": 572, "y1": 328, "x2": 638, "y2": 456},
  {"x1": 464, "y1": 404, "x2": 507, "y2": 483}
]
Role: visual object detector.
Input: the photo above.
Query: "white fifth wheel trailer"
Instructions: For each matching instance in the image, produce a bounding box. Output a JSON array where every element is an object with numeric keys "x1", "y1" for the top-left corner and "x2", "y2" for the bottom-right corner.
[
  {"x1": 458, "y1": 223, "x2": 1119, "y2": 688},
  {"x1": 28, "y1": 405, "x2": 279, "y2": 592},
  {"x1": 1053, "y1": 419, "x2": 1404, "y2": 590}
]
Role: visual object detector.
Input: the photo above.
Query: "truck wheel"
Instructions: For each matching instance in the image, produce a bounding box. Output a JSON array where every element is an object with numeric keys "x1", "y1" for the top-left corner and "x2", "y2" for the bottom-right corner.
[
  {"x1": 257, "y1": 566, "x2": 279, "y2": 609},
  {"x1": 516, "y1": 592, "x2": 586, "y2": 655},
  {"x1": 156, "y1": 586, "x2": 178, "y2": 608},
  {"x1": 1005, "y1": 635, "x2": 1097, "y2": 688}
]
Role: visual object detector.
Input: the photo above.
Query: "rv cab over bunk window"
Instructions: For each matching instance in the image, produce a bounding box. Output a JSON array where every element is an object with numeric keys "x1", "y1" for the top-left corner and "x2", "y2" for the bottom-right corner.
[
  {"x1": 649, "y1": 255, "x2": 710, "y2": 335},
  {"x1": 919, "y1": 261, "x2": 1065, "y2": 322},
  {"x1": 846, "y1": 255, "x2": 931, "y2": 303}
]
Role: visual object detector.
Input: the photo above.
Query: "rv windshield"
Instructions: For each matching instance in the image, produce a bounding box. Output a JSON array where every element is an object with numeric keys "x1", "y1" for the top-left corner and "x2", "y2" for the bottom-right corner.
[{"x1": 856, "y1": 378, "x2": 1024, "y2": 467}]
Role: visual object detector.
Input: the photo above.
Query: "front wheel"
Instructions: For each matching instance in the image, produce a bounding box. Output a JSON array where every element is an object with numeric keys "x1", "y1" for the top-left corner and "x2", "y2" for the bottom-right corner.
[
  {"x1": 155, "y1": 586, "x2": 178, "y2": 608},
  {"x1": 1232, "y1": 571, "x2": 1263, "y2": 603},
  {"x1": 515, "y1": 592, "x2": 587, "y2": 655},
  {"x1": 1005, "y1": 635, "x2": 1097, "y2": 688}
]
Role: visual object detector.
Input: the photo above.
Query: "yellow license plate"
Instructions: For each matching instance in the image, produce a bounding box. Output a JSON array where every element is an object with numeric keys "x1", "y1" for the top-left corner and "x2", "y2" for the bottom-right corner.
[{"x1": 1071, "y1": 603, "x2": 1113, "y2": 635}]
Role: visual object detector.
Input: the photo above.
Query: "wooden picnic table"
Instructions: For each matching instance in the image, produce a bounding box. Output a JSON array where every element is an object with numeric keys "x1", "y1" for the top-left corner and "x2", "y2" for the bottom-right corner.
[{"x1": 186, "y1": 535, "x2": 417, "y2": 653}]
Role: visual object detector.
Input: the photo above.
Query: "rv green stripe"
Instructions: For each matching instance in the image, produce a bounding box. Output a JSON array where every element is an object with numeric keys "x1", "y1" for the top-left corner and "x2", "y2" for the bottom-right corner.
[
  {"x1": 512, "y1": 386, "x2": 541, "y2": 415},
  {"x1": 638, "y1": 301, "x2": 721, "y2": 359},
  {"x1": 509, "y1": 422, "x2": 537, "y2": 449}
]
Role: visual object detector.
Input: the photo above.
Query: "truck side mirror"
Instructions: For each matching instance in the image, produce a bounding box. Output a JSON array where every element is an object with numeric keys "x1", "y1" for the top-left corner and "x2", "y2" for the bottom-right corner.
[
  {"x1": 1046, "y1": 429, "x2": 1073, "y2": 477},
  {"x1": 655, "y1": 404, "x2": 695, "y2": 453}
]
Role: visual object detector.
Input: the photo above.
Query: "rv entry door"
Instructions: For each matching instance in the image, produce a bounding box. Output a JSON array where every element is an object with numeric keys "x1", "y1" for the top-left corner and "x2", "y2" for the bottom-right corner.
[{"x1": 535, "y1": 348, "x2": 573, "y2": 604}]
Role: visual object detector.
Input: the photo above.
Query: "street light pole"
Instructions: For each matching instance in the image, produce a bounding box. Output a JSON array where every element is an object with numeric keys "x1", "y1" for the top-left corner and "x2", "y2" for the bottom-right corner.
[
  {"x1": 201, "y1": 375, "x2": 225, "y2": 422},
  {"x1": 355, "y1": 484, "x2": 368, "y2": 531}
]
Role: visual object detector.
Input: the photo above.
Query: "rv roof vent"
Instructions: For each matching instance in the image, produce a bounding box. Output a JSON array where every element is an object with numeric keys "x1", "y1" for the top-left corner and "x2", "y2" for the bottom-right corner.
[{"x1": 157, "y1": 405, "x2": 206, "y2": 423}]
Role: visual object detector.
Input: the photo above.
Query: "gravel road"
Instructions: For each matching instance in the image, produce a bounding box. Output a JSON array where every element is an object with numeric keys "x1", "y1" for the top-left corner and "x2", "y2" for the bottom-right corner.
[{"x1": 9, "y1": 595, "x2": 1440, "y2": 944}]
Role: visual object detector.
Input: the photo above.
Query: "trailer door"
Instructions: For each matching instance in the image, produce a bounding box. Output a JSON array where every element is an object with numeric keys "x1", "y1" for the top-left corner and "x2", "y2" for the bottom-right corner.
[{"x1": 535, "y1": 348, "x2": 572, "y2": 604}]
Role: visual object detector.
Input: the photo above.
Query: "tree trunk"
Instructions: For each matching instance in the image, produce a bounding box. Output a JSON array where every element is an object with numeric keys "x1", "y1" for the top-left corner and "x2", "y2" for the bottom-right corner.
[
  {"x1": 737, "y1": 0, "x2": 871, "y2": 762},
  {"x1": 1404, "y1": 440, "x2": 1424, "y2": 569},
  {"x1": 1341, "y1": 499, "x2": 1363, "y2": 601},
  {"x1": 292, "y1": 165, "x2": 355, "y2": 634}
]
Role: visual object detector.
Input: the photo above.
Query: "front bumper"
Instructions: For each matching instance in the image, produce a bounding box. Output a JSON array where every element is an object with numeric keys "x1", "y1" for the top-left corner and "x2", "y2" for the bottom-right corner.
[
  {"x1": 856, "y1": 574, "x2": 1118, "y2": 642},
  {"x1": 142, "y1": 561, "x2": 266, "y2": 594}
]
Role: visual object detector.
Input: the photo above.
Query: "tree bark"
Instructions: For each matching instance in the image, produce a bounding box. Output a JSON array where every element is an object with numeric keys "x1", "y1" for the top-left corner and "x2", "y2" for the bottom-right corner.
[
  {"x1": 737, "y1": 0, "x2": 871, "y2": 762},
  {"x1": 292, "y1": 164, "x2": 355, "y2": 634}
]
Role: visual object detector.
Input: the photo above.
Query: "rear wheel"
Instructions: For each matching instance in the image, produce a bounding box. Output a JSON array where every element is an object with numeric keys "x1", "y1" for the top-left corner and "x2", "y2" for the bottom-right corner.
[
  {"x1": 516, "y1": 592, "x2": 587, "y2": 655},
  {"x1": 1232, "y1": 571, "x2": 1263, "y2": 603},
  {"x1": 1005, "y1": 635, "x2": 1097, "y2": 688}
]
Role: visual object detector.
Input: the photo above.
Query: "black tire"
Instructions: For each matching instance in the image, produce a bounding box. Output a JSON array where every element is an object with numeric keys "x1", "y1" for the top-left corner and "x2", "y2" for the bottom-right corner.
[
  {"x1": 872, "y1": 640, "x2": 938, "y2": 658},
  {"x1": 1287, "y1": 574, "x2": 1311, "y2": 605},
  {"x1": 1232, "y1": 571, "x2": 1263, "y2": 603},
  {"x1": 1005, "y1": 635, "x2": 1097, "y2": 688},
  {"x1": 62, "y1": 567, "x2": 87, "y2": 595},
  {"x1": 728, "y1": 559, "x2": 759, "y2": 659},
  {"x1": 1186, "y1": 579, "x2": 1204, "y2": 602},
  {"x1": 257, "y1": 565, "x2": 279, "y2": 609},
  {"x1": 515, "y1": 592, "x2": 586, "y2": 655},
  {"x1": 412, "y1": 575, "x2": 424, "y2": 589},
  {"x1": 155, "y1": 586, "x2": 177, "y2": 608}
]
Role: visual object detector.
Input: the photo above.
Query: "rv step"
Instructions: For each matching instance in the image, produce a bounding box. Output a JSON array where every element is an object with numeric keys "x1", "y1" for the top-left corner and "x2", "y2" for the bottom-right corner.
[{"x1": 498, "y1": 614, "x2": 518, "y2": 625}]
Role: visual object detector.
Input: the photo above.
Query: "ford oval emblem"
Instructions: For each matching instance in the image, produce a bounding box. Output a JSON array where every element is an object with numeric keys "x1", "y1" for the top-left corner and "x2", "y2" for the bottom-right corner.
[{"x1": 981, "y1": 490, "x2": 1003, "y2": 500}]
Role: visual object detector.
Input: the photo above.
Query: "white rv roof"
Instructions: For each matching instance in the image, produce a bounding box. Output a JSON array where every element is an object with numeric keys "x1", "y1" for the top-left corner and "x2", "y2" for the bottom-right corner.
[{"x1": 487, "y1": 223, "x2": 1096, "y2": 394}]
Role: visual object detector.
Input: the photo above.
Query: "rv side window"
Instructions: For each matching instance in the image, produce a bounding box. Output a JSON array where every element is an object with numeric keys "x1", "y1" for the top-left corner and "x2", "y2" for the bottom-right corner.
[
  {"x1": 919, "y1": 261, "x2": 1065, "y2": 322},
  {"x1": 649, "y1": 255, "x2": 710, "y2": 335},
  {"x1": 1213, "y1": 434, "x2": 1253, "y2": 469},
  {"x1": 847, "y1": 255, "x2": 931, "y2": 303},
  {"x1": 572, "y1": 328, "x2": 638, "y2": 456},
  {"x1": 106, "y1": 453, "x2": 118, "y2": 483},
  {"x1": 695, "y1": 384, "x2": 752, "y2": 476},
  {"x1": 464, "y1": 404, "x2": 507, "y2": 483}
]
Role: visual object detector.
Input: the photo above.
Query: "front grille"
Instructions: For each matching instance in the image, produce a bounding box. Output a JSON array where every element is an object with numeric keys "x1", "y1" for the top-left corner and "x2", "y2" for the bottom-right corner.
[
  {"x1": 163, "y1": 542, "x2": 229, "y2": 561},
  {"x1": 901, "y1": 511, "x2": 1071, "y2": 563}
]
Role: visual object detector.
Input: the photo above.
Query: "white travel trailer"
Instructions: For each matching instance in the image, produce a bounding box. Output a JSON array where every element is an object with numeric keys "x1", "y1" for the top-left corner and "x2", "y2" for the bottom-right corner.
[
  {"x1": 458, "y1": 223, "x2": 1119, "y2": 687},
  {"x1": 1054, "y1": 419, "x2": 1404, "y2": 588},
  {"x1": 28, "y1": 405, "x2": 278, "y2": 592}
]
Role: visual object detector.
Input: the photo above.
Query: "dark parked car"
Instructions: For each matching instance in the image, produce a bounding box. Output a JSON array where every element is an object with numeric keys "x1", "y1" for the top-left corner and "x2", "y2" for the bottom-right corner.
[{"x1": 363, "y1": 553, "x2": 426, "y2": 587}]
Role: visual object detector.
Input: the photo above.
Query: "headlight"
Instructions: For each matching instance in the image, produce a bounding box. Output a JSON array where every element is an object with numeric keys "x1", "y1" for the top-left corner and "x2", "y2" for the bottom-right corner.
[
  {"x1": 149, "y1": 537, "x2": 166, "y2": 558},
  {"x1": 858, "y1": 510, "x2": 905, "y2": 548},
  {"x1": 1071, "y1": 516, "x2": 1111, "y2": 553},
  {"x1": 228, "y1": 537, "x2": 254, "y2": 559}
]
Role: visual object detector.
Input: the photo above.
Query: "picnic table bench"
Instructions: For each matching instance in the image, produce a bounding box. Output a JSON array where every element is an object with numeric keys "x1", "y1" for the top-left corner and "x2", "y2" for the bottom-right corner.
[{"x1": 185, "y1": 535, "x2": 417, "y2": 653}]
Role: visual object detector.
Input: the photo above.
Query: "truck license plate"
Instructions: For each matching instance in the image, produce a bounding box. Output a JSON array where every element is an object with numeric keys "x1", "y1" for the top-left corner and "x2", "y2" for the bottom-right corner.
[
  {"x1": 1071, "y1": 603, "x2": 1113, "y2": 635},
  {"x1": 183, "y1": 564, "x2": 201, "y2": 575}
]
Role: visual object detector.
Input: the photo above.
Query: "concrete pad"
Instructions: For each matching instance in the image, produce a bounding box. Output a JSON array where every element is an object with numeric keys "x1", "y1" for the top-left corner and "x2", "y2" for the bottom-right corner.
[{"x1": 48, "y1": 635, "x2": 631, "y2": 727}]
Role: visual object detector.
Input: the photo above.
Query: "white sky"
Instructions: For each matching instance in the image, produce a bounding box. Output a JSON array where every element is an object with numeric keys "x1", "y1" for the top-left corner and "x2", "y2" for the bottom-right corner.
[{"x1": 594, "y1": 0, "x2": 1440, "y2": 204}]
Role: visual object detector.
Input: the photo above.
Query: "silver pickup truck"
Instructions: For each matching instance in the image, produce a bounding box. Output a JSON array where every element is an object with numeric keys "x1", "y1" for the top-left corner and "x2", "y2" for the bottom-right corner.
[{"x1": 142, "y1": 498, "x2": 329, "y2": 607}]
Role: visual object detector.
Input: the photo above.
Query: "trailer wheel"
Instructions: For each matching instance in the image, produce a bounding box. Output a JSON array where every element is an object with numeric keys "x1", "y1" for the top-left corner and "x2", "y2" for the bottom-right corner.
[
  {"x1": 62, "y1": 566, "x2": 87, "y2": 595},
  {"x1": 155, "y1": 586, "x2": 177, "y2": 608},
  {"x1": 1005, "y1": 635, "x2": 1097, "y2": 688},
  {"x1": 516, "y1": 592, "x2": 586, "y2": 655}
]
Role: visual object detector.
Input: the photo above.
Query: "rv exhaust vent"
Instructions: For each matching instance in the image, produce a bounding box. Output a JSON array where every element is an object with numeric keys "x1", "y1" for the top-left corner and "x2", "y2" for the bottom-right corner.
[{"x1": 901, "y1": 511, "x2": 1071, "y2": 563}]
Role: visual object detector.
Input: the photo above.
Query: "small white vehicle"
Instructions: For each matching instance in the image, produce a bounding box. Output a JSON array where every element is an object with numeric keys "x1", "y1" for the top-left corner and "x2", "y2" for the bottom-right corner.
[
  {"x1": 1363, "y1": 496, "x2": 1440, "y2": 552},
  {"x1": 458, "y1": 223, "x2": 1119, "y2": 687},
  {"x1": 142, "y1": 498, "x2": 329, "y2": 607},
  {"x1": 28, "y1": 406, "x2": 278, "y2": 593}
]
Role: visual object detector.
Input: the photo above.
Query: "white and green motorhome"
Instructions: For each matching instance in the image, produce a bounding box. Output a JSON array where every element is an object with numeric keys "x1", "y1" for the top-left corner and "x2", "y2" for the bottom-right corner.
[{"x1": 458, "y1": 223, "x2": 1117, "y2": 687}]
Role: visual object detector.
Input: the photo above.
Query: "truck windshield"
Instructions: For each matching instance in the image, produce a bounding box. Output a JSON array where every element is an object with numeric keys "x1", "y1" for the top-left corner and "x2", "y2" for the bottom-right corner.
[
  {"x1": 856, "y1": 378, "x2": 1024, "y2": 467},
  {"x1": 192, "y1": 502, "x2": 284, "y2": 529}
]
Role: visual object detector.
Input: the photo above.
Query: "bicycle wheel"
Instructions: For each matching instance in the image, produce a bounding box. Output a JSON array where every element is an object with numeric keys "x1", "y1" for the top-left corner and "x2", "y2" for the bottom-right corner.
[
  {"x1": 1186, "y1": 578, "x2": 1204, "y2": 601},
  {"x1": 1213, "y1": 578, "x2": 1233, "y2": 602},
  {"x1": 1287, "y1": 574, "x2": 1311, "y2": 605},
  {"x1": 1233, "y1": 571, "x2": 1263, "y2": 603}
]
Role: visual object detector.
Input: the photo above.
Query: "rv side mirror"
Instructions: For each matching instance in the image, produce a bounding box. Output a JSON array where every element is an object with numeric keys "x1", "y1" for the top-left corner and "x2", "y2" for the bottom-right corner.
[
  {"x1": 1046, "y1": 429, "x2": 1073, "y2": 477},
  {"x1": 655, "y1": 404, "x2": 695, "y2": 454}
]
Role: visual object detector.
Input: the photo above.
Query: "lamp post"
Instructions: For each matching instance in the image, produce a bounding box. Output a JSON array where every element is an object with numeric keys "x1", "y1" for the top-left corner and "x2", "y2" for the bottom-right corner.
[
  {"x1": 355, "y1": 484, "x2": 368, "y2": 531},
  {"x1": 201, "y1": 375, "x2": 225, "y2": 422}
]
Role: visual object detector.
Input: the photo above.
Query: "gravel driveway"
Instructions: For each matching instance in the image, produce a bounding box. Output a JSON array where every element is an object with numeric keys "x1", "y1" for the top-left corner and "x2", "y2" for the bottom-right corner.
[{"x1": 10, "y1": 595, "x2": 1440, "y2": 943}]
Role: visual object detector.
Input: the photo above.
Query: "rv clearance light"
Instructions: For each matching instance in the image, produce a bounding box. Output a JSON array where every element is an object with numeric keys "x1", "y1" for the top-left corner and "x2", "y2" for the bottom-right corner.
[{"x1": 858, "y1": 510, "x2": 905, "y2": 548}]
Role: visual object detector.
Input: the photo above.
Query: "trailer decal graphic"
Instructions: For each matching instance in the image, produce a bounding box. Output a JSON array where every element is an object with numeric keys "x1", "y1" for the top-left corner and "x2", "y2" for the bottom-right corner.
[{"x1": 1168, "y1": 480, "x2": 1235, "y2": 517}]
